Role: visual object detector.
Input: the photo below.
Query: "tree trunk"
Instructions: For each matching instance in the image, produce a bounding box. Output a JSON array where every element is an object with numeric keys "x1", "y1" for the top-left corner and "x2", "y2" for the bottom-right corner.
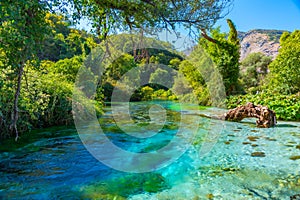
[
  {"x1": 225, "y1": 102, "x2": 277, "y2": 128},
  {"x1": 10, "y1": 62, "x2": 24, "y2": 141}
]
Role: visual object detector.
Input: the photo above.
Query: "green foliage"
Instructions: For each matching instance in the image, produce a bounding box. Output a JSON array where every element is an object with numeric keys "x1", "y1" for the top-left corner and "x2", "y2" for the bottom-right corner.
[
  {"x1": 178, "y1": 60, "x2": 205, "y2": 87},
  {"x1": 35, "y1": 61, "x2": 76, "y2": 125},
  {"x1": 50, "y1": 56, "x2": 84, "y2": 82},
  {"x1": 140, "y1": 86, "x2": 155, "y2": 101},
  {"x1": 0, "y1": 0, "x2": 48, "y2": 66},
  {"x1": 38, "y1": 13, "x2": 98, "y2": 61},
  {"x1": 0, "y1": 60, "x2": 73, "y2": 138},
  {"x1": 199, "y1": 19, "x2": 240, "y2": 95},
  {"x1": 172, "y1": 73, "x2": 193, "y2": 96},
  {"x1": 149, "y1": 68, "x2": 173, "y2": 87},
  {"x1": 62, "y1": 0, "x2": 233, "y2": 39},
  {"x1": 174, "y1": 60, "x2": 211, "y2": 105},
  {"x1": 240, "y1": 52, "x2": 272, "y2": 92},
  {"x1": 99, "y1": 34, "x2": 185, "y2": 102},
  {"x1": 0, "y1": 66, "x2": 15, "y2": 137},
  {"x1": 225, "y1": 31, "x2": 300, "y2": 122},
  {"x1": 152, "y1": 90, "x2": 177, "y2": 101},
  {"x1": 265, "y1": 30, "x2": 300, "y2": 94},
  {"x1": 169, "y1": 58, "x2": 181, "y2": 70},
  {"x1": 0, "y1": 56, "x2": 103, "y2": 139},
  {"x1": 227, "y1": 19, "x2": 239, "y2": 46},
  {"x1": 226, "y1": 93, "x2": 300, "y2": 121},
  {"x1": 261, "y1": 29, "x2": 286, "y2": 42},
  {"x1": 0, "y1": 0, "x2": 50, "y2": 138},
  {"x1": 105, "y1": 53, "x2": 137, "y2": 81},
  {"x1": 0, "y1": 0, "x2": 234, "y2": 139},
  {"x1": 148, "y1": 51, "x2": 183, "y2": 65}
]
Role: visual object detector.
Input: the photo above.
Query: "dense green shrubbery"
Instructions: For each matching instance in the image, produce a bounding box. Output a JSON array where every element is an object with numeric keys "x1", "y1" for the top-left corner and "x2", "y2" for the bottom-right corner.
[
  {"x1": 0, "y1": 61, "x2": 73, "y2": 138},
  {"x1": 265, "y1": 31, "x2": 300, "y2": 94},
  {"x1": 226, "y1": 93, "x2": 300, "y2": 121},
  {"x1": 239, "y1": 52, "x2": 272, "y2": 93},
  {"x1": 0, "y1": 12, "x2": 102, "y2": 139},
  {"x1": 199, "y1": 19, "x2": 240, "y2": 95}
]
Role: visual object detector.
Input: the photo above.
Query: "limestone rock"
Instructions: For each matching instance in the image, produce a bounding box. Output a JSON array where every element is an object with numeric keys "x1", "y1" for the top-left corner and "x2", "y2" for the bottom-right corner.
[{"x1": 239, "y1": 29, "x2": 285, "y2": 60}]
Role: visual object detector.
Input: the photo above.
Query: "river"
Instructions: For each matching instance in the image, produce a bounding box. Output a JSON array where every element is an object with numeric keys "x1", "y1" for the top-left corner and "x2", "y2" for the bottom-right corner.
[{"x1": 1, "y1": 101, "x2": 300, "y2": 199}]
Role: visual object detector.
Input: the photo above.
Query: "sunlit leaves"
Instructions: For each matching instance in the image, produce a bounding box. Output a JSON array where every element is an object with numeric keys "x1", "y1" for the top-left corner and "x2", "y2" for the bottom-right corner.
[
  {"x1": 199, "y1": 19, "x2": 240, "y2": 95},
  {"x1": 266, "y1": 30, "x2": 300, "y2": 94}
]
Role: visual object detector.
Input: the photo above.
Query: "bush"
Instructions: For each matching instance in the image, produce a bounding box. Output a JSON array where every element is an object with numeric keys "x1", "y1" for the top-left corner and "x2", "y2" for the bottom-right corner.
[{"x1": 0, "y1": 58, "x2": 103, "y2": 139}]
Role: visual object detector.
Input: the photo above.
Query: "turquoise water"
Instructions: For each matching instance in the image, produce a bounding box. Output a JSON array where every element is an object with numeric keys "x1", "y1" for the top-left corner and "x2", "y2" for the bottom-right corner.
[{"x1": 1, "y1": 101, "x2": 300, "y2": 199}]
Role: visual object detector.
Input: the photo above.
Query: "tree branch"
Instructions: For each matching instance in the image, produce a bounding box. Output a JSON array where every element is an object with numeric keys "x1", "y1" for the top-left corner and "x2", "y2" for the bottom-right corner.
[{"x1": 201, "y1": 28, "x2": 217, "y2": 44}]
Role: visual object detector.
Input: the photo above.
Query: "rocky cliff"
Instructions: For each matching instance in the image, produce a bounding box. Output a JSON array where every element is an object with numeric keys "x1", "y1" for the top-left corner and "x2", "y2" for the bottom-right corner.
[{"x1": 239, "y1": 29, "x2": 287, "y2": 60}]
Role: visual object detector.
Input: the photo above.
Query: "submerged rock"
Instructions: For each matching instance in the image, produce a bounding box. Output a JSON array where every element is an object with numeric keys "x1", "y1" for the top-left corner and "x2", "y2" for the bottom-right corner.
[
  {"x1": 290, "y1": 194, "x2": 300, "y2": 200},
  {"x1": 289, "y1": 155, "x2": 300, "y2": 161},
  {"x1": 251, "y1": 152, "x2": 266, "y2": 157},
  {"x1": 243, "y1": 142, "x2": 251, "y2": 145},
  {"x1": 248, "y1": 136, "x2": 260, "y2": 142}
]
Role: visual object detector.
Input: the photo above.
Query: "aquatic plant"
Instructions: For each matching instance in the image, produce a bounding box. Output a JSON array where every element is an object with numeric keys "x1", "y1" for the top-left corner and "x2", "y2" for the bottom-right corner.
[{"x1": 79, "y1": 173, "x2": 168, "y2": 199}]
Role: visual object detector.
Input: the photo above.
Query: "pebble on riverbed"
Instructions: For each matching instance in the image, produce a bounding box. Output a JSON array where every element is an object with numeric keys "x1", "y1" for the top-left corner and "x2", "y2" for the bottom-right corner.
[
  {"x1": 247, "y1": 136, "x2": 260, "y2": 142},
  {"x1": 289, "y1": 155, "x2": 300, "y2": 161},
  {"x1": 264, "y1": 137, "x2": 277, "y2": 141},
  {"x1": 251, "y1": 152, "x2": 266, "y2": 157},
  {"x1": 243, "y1": 142, "x2": 251, "y2": 145}
]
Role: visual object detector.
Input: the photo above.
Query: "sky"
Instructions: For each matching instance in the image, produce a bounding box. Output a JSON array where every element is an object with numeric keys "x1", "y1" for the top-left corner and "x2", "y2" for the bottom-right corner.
[
  {"x1": 159, "y1": 0, "x2": 300, "y2": 50},
  {"x1": 216, "y1": 0, "x2": 300, "y2": 32}
]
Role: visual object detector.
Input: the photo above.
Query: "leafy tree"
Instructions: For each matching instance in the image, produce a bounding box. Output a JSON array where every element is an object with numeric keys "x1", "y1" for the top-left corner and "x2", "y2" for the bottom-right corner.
[
  {"x1": 105, "y1": 54, "x2": 137, "y2": 81},
  {"x1": 38, "y1": 13, "x2": 98, "y2": 61},
  {"x1": 61, "y1": 0, "x2": 233, "y2": 39},
  {"x1": 49, "y1": 56, "x2": 84, "y2": 82},
  {"x1": 0, "y1": 0, "x2": 49, "y2": 139},
  {"x1": 172, "y1": 73, "x2": 193, "y2": 96},
  {"x1": 179, "y1": 61, "x2": 205, "y2": 88},
  {"x1": 266, "y1": 30, "x2": 300, "y2": 94},
  {"x1": 169, "y1": 58, "x2": 181, "y2": 70},
  {"x1": 173, "y1": 60, "x2": 210, "y2": 105},
  {"x1": 199, "y1": 19, "x2": 240, "y2": 95},
  {"x1": 240, "y1": 52, "x2": 272, "y2": 92},
  {"x1": 149, "y1": 68, "x2": 173, "y2": 88}
]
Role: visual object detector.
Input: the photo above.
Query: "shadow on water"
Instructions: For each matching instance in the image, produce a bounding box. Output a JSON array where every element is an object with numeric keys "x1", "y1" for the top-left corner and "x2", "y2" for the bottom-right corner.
[
  {"x1": 0, "y1": 125, "x2": 76, "y2": 152},
  {"x1": 275, "y1": 124, "x2": 298, "y2": 128}
]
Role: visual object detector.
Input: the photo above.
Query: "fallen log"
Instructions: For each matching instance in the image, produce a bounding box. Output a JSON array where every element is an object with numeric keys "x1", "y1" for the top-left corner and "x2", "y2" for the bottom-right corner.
[{"x1": 224, "y1": 102, "x2": 276, "y2": 128}]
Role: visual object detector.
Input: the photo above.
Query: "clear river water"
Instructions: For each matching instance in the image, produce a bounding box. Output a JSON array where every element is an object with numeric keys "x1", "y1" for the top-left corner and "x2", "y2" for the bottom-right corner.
[{"x1": 1, "y1": 101, "x2": 300, "y2": 199}]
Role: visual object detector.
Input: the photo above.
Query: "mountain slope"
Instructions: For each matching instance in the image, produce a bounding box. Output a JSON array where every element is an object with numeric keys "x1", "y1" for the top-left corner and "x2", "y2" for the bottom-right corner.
[{"x1": 239, "y1": 29, "x2": 287, "y2": 60}]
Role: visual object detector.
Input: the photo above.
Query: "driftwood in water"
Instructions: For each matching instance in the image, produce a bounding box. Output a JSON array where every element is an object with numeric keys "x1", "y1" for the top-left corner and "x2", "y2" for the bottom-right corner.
[{"x1": 225, "y1": 102, "x2": 276, "y2": 128}]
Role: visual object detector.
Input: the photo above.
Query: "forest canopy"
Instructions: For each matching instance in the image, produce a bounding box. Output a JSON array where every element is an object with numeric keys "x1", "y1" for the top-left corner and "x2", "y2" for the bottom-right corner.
[{"x1": 0, "y1": 0, "x2": 233, "y2": 139}]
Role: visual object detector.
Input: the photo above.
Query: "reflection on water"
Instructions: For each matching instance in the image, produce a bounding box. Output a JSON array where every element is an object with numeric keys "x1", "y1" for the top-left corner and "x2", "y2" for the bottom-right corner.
[{"x1": 0, "y1": 101, "x2": 300, "y2": 199}]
